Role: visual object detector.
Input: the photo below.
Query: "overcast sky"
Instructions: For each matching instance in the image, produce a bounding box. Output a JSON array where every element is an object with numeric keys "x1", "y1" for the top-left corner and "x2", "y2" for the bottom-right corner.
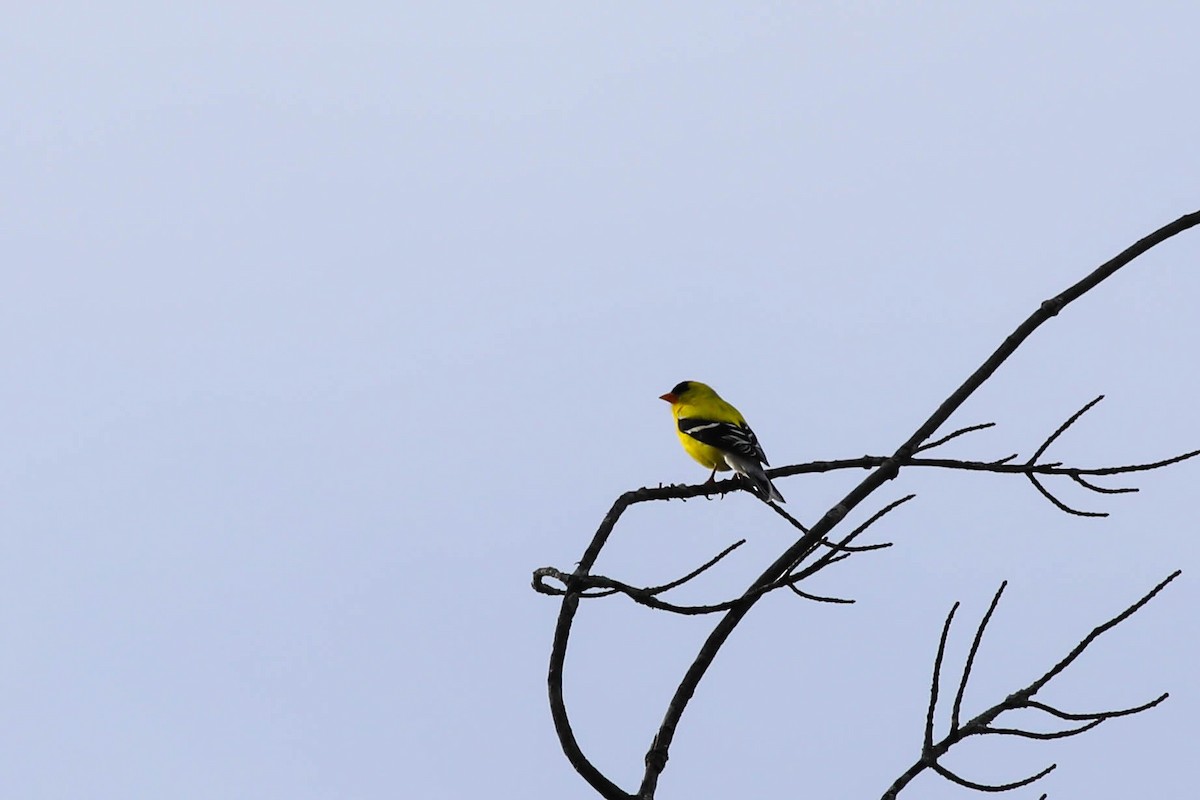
[{"x1": 4, "y1": 4, "x2": 1199, "y2": 799}]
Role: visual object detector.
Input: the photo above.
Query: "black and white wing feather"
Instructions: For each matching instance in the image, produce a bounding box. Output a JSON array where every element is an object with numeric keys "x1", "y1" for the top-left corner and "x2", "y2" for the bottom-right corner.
[
  {"x1": 677, "y1": 418, "x2": 770, "y2": 465},
  {"x1": 677, "y1": 417, "x2": 784, "y2": 503}
]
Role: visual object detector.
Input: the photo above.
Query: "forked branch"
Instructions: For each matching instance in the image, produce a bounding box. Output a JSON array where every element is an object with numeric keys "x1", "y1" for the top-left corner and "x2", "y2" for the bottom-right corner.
[
  {"x1": 881, "y1": 572, "x2": 1178, "y2": 799},
  {"x1": 535, "y1": 210, "x2": 1200, "y2": 799}
]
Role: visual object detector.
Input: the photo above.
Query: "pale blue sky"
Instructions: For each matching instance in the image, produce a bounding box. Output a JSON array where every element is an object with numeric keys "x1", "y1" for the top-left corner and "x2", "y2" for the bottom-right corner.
[{"x1": 3, "y1": 4, "x2": 1198, "y2": 798}]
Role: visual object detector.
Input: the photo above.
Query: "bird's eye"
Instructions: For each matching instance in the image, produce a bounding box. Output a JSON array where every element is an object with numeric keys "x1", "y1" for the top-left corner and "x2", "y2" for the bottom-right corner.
[{"x1": 671, "y1": 381, "x2": 691, "y2": 395}]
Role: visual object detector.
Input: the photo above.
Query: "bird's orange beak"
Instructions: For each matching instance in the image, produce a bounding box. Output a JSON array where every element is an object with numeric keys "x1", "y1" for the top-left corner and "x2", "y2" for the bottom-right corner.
[{"x1": 659, "y1": 392, "x2": 678, "y2": 403}]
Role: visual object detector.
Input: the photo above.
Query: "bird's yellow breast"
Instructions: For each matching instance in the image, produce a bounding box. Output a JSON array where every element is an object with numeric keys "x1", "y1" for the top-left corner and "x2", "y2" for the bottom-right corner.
[{"x1": 674, "y1": 428, "x2": 732, "y2": 471}]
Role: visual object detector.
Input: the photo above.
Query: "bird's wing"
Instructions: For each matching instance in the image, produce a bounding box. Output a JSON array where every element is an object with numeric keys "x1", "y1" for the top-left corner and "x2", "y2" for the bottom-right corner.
[{"x1": 677, "y1": 418, "x2": 770, "y2": 465}]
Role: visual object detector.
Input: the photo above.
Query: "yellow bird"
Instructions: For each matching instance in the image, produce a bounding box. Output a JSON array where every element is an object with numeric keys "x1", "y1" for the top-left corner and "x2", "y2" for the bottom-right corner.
[{"x1": 659, "y1": 380, "x2": 785, "y2": 503}]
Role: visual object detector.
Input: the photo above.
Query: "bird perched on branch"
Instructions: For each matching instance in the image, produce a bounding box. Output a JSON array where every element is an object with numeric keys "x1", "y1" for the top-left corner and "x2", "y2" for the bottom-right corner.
[{"x1": 659, "y1": 380, "x2": 785, "y2": 503}]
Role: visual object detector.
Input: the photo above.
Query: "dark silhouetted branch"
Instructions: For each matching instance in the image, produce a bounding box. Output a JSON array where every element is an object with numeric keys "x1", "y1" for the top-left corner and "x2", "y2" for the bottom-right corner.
[
  {"x1": 1025, "y1": 571, "x2": 1180, "y2": 695},
  {"x1": 770, "y1": 447, "x2": 1200, "y2": 483},
  {"x1": 644, "y1": 540, "x2": 748, "y2": 595},
  {"x1": 783, "y1": 494, "x2": 914, "y2": 586},
  {"x1": 881, "y1": 572, "x2": 1178, "y2": 799},
  {"x1": 1023, "y1": 396, "x2": 1111, "y2": 515},
  {"x1": 951, "y1": 581, "x2": 1007, "y2": 730},
  {"x1": 535, "y1": 210, "x2": 1200, "y2": 799},
  {"x1": 1069, "y1": 473, "x2": 1136, "y2": 494},
  {"x1": 785, "y1": 584, "x2": 855, "y2": 604},
  {"x1": 916, "y1": 421, "x2": 997, "y2": 453},
  {"x1": 1026, "y1": 473, "x2": 1108, "y2": 517},
  {"x1": 925, "y1": 600, "x2": 958, "y2": 752},
  {"x1": 930, "y1": 761, "x2": 1056, "y2": 793},
  {"x1": 1029, "y1": 394, "x2": 1105, "y2": 463}
]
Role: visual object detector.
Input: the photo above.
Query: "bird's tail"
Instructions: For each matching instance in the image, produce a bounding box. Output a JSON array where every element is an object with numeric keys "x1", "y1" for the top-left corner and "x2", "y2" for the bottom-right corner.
[
  {"x1": 756, "y1": 474, "x2": 786, "y2": 504},
  {"x1": 728, "y1": 457, "x2": 785, "y2": 504}
]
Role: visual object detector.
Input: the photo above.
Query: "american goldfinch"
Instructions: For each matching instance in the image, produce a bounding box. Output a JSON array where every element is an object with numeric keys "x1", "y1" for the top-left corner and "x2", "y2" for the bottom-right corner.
[{"x1": 659, "y1": 380, "x2": 785, "y2": 503}]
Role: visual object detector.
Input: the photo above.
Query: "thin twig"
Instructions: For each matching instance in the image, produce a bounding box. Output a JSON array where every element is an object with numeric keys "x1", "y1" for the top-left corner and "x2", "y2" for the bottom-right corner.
[
  {"x1": 1028, "y1": 395, "x2": 1105, "y2": 464},
  {"x1": 926, "y1": 602, "x2": 960, "y2": 752},
  {"x1": 763, "y1": 500, "x2": 811, "y2": 535},
  {"x1": 1020, "y1": 694, "x2": 1169, "y2": 721},
  {"x1": 534, "y1": 567, "x2": 771, "y2": 615},
  {"x1": 951, "y1": 581, "x2": 1007, "y2": 731},
  {"x1": 1080, "y1": 448, "x2": 1200, "y2": 475},
  {"x1": 982, "y1": 720, "x2": 1103, "y2": 739},
  {"x1": 930, "y1": 761, "x2": 1056, "y2": 793},
  {"x1": 1025, "y1": 572, "x2": 1181, "y2": 695},
  {"x1": 814, "y1": 538, "x2": 894, "y2": 553},
  {"x1": 1070, "y1": 473, "x2": 1137, "y2": 494},
  {"x1": 1026, "y1": 473, "x2": 1108, "y2": 517},
  {"x1": 918, "y1": 422, "x2": 997, "y2": 453},
  {"x1": 787, "y1": 495, "x2": 915, "y2": 585},
  {"x1": 785, "y1": 583, "x2": 855, "y2": 604},
  {"x1": 643, "y1": 540, "x2": 748, "y2": 594}
]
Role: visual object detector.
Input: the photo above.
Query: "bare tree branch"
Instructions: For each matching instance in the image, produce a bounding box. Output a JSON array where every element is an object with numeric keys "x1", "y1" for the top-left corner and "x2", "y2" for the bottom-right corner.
[
  {"x1": 1069, "y1": 473, "x2": 1136, "y2": 495},
  {"x1": 1028, "y1": 395, "x2": 1106, "y2": 464},
  {"x1": 769, "y1": 447, "x2": 1200, "y2": 482},
  {"x1": 783, "y1": 494, "x2": 914, "y2": 584},
  {"x1": 982, "y1": 720, "x2": 1103, "y2": 740},
  {"x1": 1026, "y1": 473, "x2": 1108, "y2": 517},
  {"x1": 536, "y1": 210, "x2": 1200, "y2": 799},
  {"x1": 1024, "y1": 571, "x2": 1180, "y2": 696},
  {"x1": 882, "y1": 573, "x2": 1178, "y2": 798},
  {"x1": 534, "y1": 566, "x2": 765, "y2": 616},
  {"x1": 643, "y1": 540, "x2": 748, "y2": 595},
  {"x1": 930, "y1": 761, "x2": 1057, "y2": 793},
  {"x1": 925, "y1": 601, "x2": 959, "y2": 752},
  {"x1": 785, "y1": 583, "x2": 856, "y2": 604},
  {"x1": 951, "y1": 581, "x2": 1008, "y2": 731},
  {"x1": 917, "y1": 421, "x2": 997, "y2": 453},
  {"x1": 1020, "y1": 694, "x2": 1169, "y2": 721}
]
